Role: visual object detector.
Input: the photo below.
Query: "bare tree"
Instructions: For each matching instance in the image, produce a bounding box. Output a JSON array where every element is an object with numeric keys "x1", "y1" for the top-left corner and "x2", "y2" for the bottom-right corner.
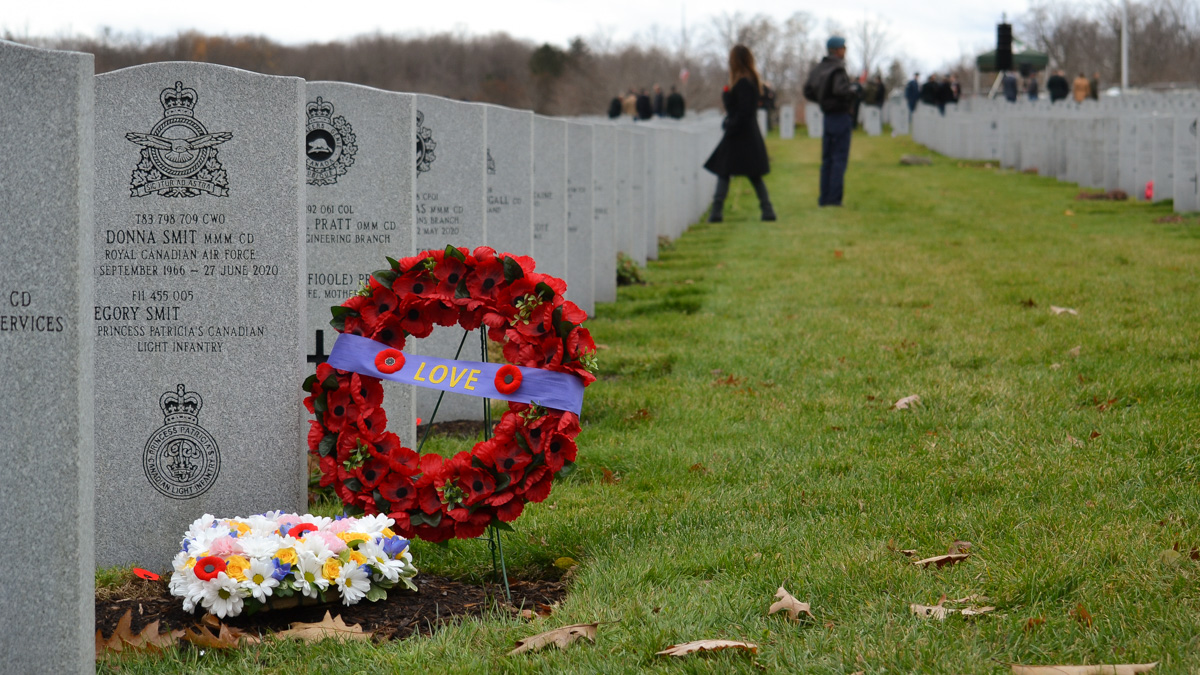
[{"x1": 851, "y1": 15, "x2": 893, "y2": 77}]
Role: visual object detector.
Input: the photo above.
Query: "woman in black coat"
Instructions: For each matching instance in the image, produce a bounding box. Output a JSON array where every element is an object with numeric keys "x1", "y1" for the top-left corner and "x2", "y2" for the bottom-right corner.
[{"x1": 704, "y1": 45, "x2": 775, "y2": 222}]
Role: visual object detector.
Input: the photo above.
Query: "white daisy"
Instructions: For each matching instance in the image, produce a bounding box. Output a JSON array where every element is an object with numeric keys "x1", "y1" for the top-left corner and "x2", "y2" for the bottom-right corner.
[
  {"x1": 336, "y1": 564, "x2": 371, "y2": 605},
  {"x1": 240, "y1": 557, "x2": 280, "y2": 602},
  {"x1": 293, "y1": 552, "x2": 329, "y2": 598},
  {"x1": 353, "y1": 514, "x2": 395, "y2": 535},
  {"x1": 199, "y1": 572, "x2": 244, "y2": 618},
  {"x1": 359, "y1": 539, "x2": 407, "y2": 583},
  {"x1": 294, "y1": 532, "x2": 333, "y2": 562},
  {"x1": 238, "y1": 532, "x2": 286, "y2": 559}
]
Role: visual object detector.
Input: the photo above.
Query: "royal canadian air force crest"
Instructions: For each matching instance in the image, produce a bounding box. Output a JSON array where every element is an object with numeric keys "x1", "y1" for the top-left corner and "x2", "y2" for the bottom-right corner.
[
  {"x1": 416, "y1": 110, "x2": 436, "y2": 175},
  {"x1": 143, "y1": 384, "x2": 220, "y2": 500},
  {"x1": 126, "y1": 81, "x2": 231, "y2": 198},
  {"x1": 305, "y1": 97, "x2": 357, "y2": 186}
]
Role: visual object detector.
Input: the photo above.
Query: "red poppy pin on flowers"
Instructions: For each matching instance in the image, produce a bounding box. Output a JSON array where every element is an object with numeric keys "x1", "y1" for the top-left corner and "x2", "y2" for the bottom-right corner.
[{"x1": 303, "y1": 246, "x2": 597, "y2": 542}]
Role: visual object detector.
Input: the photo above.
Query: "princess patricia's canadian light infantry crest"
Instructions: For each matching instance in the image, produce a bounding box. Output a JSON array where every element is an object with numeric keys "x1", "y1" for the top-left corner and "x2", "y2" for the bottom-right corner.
[
  {"x1": 305, "y1": 96, "x2": 357, "y2": 186},
  {"x1": 143, "y1": 384, "x2": 221, "y2": 500},
  {"x1": 126, "y1": 81, "x2": 231, "y2": 198},
  {"x1": 416, "y1": 110, "x2": 436, "y2": 175}
]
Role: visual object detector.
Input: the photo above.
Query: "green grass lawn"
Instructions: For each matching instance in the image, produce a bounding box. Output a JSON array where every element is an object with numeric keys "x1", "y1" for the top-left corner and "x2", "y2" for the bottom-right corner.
[{"x1": 100, "y1": 130, "x2": 1200, "y2": 673}]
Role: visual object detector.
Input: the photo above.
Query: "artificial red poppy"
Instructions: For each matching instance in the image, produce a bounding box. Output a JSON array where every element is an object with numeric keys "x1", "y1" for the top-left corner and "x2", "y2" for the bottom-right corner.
[
  {"x1": 380, "y1": 474, "x2": 418, "y2": 510},
  {"x1": 307, "y1": 420, "x2": 327, "y2": 453},
  {"x1": 374, "y1": 349, "x2": 405, "y2": 375},
  {"x1": 432, "y1": 257, "x2": 467, "y2": 298},
  {"x1": 467, "y1": 258, "x2": 505, "y2": 299},
  {"x1": 494, "y1": 365, "x2": 523, "y2": 394},
  {"x1": 393, "y1": 271, "x2": 436, "y2": 298},
  {"x1": 396, "y1": 297, "x2": 436, "y2": 338},
  {"x1": 288, "y1": 523, "x2": 318, "y2": 538},
  {"x1": 350, "y1": 373, "x2": 384, "y2": 411},
  {"x1": 354, "y1": 455, "x2": 390, "y2": 490},
  {"x1": 453, "y1": 510, "x2": 492, "y2": 539},
  {"x1": 543, "y1": 433, "x2": 577, "y2": 472},
  {"x1": 360, "y1": 287, "x2": 399, "y2": 332},
  {"x1": 478, "y1": 437, "x2": 531, "y2": 476},
  {"x1": 496, "y1": 498, "x2": 524, "y2": 522},
  {"x1": 460, "y1": 467, "x2": 496, "y2": 505},
  {"x1": 133, "y1": 568, "x2": 160, "y2": 581},
  {"x1": 323, "y1": 388, "x2": 358, "y2": 434},
  {"x1": 193, "y1": 556, "x2": 226, "y2": 581},
  {"x1": 369, "y1": 314, "x2": 406, "y2": 349}
]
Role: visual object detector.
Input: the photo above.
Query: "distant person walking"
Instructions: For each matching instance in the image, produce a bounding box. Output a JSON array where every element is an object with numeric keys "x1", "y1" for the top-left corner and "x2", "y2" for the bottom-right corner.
[
  {"x1": 1047, "y1": 70, "x2": 1069, "y2": 102},
  {"x1": 1072, "y1": 72, "x2": 1090, "y2": 102},
  {"x1": 868, "y1": 75, "x2": 887, "y2": 106},
  {"x1": 704, "y1": 44, "x2": 776, "y2": 222},
  {"x1": 666, "y1": 86, "x2": 685, "y2": 119},
  {"x1": 1027, "y1": 74, "x2": 1039, "y2": 101},
  {"x1": 1089, "y1": 71, "x2": 1101, "y2": 100},
  {"x1": 803, "y1": 35, "x2": 857, "y2": 207},
  {"x1": 904, "y1": 73, "x2": 921, "y2": 114},
  {"x1": 920, "y1": 74, "x2": 940, "y2": 108},
  {"x1": 652, "y1": 84, "x2": 665, "y2": 117},
  {"x1": 1002, "y1": 72, "x2": 1018, "y2": 102},
  {"x1": 607, "y1": 94, "x2": 622, "y2": 119},
  {"x1": 635, "y1": 89, "x2": 653, "y2": 120},
  {"x1": 621, "y1": 89, "x2": 637, "y2": 118}
]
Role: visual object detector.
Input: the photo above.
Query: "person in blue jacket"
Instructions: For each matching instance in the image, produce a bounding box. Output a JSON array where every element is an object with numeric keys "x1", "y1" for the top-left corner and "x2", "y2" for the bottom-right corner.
[{"x1": 703, "y1": 44, "x2": 775, "y2": 222}]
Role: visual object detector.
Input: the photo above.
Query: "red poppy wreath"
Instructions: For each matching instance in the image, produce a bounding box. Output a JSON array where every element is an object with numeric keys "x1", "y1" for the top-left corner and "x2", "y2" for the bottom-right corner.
[{"x1": 303, "y1": 246, "x2": 597, "y2": 542}]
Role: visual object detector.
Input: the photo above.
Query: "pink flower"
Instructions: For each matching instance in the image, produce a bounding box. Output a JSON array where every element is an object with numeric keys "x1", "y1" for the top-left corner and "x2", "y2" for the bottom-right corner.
[
  {"x1": 317, "y1": 531, "x2": 347, "y2": 553},
  {"x1": 209, "y1": 536, "x2": 243, "y2": 557},
  {"x1": 327, "y1": 519, "x2": 353, "y2": 534}
]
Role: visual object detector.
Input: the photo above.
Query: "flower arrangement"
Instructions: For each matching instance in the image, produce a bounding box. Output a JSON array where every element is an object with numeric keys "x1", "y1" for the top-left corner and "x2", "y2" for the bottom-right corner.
[
  {"x1": 168, "y1": 512, "x2": 417, "y2": 618},
  {"x1": 304, "y1": 246, "x2": 596, "y2": 542}
]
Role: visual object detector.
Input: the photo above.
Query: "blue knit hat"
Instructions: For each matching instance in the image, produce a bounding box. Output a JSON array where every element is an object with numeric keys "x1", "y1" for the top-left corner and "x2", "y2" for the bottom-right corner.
[{"x1": 827, "y1": 36, "x2": 846, "y2": 50}]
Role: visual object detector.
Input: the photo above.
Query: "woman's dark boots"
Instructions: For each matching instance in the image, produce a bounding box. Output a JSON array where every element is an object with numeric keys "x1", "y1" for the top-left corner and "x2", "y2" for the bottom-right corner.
[
  {"x1": 751, "y1": 177, "x2": 776, "y2": 221},
  {"x1": 708, "y1": 176, "x2": 730, "y2": 223}
]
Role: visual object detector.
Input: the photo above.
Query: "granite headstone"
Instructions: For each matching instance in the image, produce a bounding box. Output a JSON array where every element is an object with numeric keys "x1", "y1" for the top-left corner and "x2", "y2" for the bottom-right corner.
[
  {"x1": 591, "y1": 123, "x2": 618, "y2": 304},
  {"x1": 304, "y1": 81, "x2": 415, "y2": 448},
  {"x1": 566, "y1": 121, "x2": 595, "y2": 316},
  {"x1": 779, "y1": 104, "x2": 795, "y2": 139},
  {"x1": 484, "y1": 105, "x2": 533, "y2": 257},
  {"x1": 410, "y1": 94, "x2": 487, "y2": 422},
  {"x1": 93, "y1": 63, "x2": 307, "y2": 567},
  {"x1": 1173, "y1": 116, "x2": 1199, "y2": 213},
  {"x1": 0, "y1": 39, "x2": 95, "y2": 675},
  {"x1": 532, "y1": 115, "x2": 568, "y2": 280}
]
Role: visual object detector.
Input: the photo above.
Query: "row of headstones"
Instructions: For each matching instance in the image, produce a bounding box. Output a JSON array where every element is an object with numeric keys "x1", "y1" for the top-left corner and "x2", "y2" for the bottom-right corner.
[
  {"x1": 910, "y1": 95, "x2": 1200, "y2": 212},
  {"x1": 790, "y1": 103, "x2": 886, "y2": 139},
  {"x1": 0, "y1": 40, "x2": 723, "y2": 674}
]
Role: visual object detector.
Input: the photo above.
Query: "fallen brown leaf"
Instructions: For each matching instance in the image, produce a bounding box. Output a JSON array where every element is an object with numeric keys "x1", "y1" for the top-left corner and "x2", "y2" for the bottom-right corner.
[
  {"x1": 656, "y1": 639, "x2": 758, "y2": 657},
  {"x1": 1021, "y1": 298, "x2": 1039, "y2": 308},
  {"x1": 601, "y1": 468, "x2": 619, "y2": 484},
  {"x1": 275, "y1": 611, "x2": 369, "y2": 643},
  {"x1": 1050, "y1": 306, "x2": 1079, "y2": 316},
  {"x1": 1067, "y1": 345, "x2": 1082, "y2": 358},
  {"x1": 892, "y1": 394, "x2": 921, "y2": 410},
  {"x1": 1090, "y1": 430, "x2": 1101, "y2": 439},
  {"x1": 912, "y1": 553, "x2": 970, "y2": 569},
  {"x1": 1024, "y1": 616, "x2": 1046, "y2": 632},
  {"x1": 767, "y1": 586, "x2": 814, "y2": 622},
  {"x1": 183, "y1": 620, "x2": 259, "y2": 649},
  {"x1": 947, "y1": 540, "x2": 973, "y2": 555},
  {"x1": 1011, "y1": 663, "x2": 1157, "y2": 674},
  {"x1": 509, "y1": 622, "x2": 600, "y2": 655},
  {"x1": 689, "y1": 463, "x2": 710, "y2": 475},
  {"x1": 1067, "y1": 434, "x2": 1085, "y2": 447},
  {"x1": 96, "y1": 610, "x2": 184, "y2": 655},
  {"x1": 910, "y1": 595, "x2": 994, "y2": 620},
  {"x1": 1072, "y1": 603, "x2": 1093, "y2": 628}
]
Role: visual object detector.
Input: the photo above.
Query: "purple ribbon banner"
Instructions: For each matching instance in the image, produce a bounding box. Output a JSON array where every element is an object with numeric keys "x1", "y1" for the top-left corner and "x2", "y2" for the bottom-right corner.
[{"x1": 326, "y1": 333, "x2": 585, "y2": 415}]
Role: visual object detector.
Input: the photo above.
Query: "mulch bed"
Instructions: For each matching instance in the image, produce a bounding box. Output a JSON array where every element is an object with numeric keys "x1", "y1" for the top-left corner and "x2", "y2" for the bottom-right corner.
[{"x1": 96, "y1": 574, "x2": 566, "y2": 642}]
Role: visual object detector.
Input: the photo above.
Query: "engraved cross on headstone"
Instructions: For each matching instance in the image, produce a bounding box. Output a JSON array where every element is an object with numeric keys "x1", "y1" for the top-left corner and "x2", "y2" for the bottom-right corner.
[{"x1": 307, "y1": 329, "x2": 328, "y2": 365}]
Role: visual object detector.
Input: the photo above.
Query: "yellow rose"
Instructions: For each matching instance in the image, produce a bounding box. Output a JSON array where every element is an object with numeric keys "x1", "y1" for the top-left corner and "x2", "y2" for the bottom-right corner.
[
  {"x1": 225, "y1": 555, "x2": 250, "y2": 582},
  {"x1": 349, "y1": 551, "x2": 366, "y2": 566},
  {"x1": 337, "y1": 532, "x2": 369, "y2": 548},
  {"x1": 322, "y1": 558, "x2": 342, "y2": 582},
  {"x1": 275, "y1": 547, "x2": 297, "y2": 565},
  {"x1": 231, "y1": 521, "x2": 251, "y2": 536},
  {"x1": 183, "y1": 557, "x2": 196, "y2": 570}
]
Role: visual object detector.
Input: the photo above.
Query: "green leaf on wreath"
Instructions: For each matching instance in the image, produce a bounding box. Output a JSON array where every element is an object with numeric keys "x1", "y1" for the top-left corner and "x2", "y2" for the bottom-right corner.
[
  {"x1": 514, "y1": 432, "x2": 531, "y2": 453},
  {"x1": 313, "y1": 392, "x2": 328, "y2": 413},
  {"x1": 444, "y1": 245, "x2": 466, "y2": 263},
  {"x1": 322, "y1": 374, "x2": 339, "y2": 391},
  {"x1": 556, "y1": 460, "x2": 578, "y2": 479},
  {"x1": 318, "y1": 434, "x2": 336, "y2": 458},
  {"x1": 302, "y1": 374, "x2": 318, "y2": 393},
  {"x1": 410, "y1": 511, "x2": 442, "y2": 528},
  {"x1": 373, "y1": 489, "x2": 389, "y2": 515},
  {"x1": 372, "y1": 269, "x2": 397, "y2": 289},
  {"x1": 489, "y1": 518, "x2": 515, "y2": 532},
  {"x1": 275, "y1": 585, "x2": 295, "y2": 598},
  {"x1": 343, "y1": 477, "x2": 364, "y2": 493},
  {"x1": 502, "y1": 256, "x2": 524, "y2": 283},
  {"x1": 493, "y1": 472, "x2": 512, "y2": 491},
  {"x1": 338, "y1": 548, "x2": 351, "y2": 563},
  {"x1": 386, "y1": 256, "x2": 400, "y2": 271},
  {"x1": 243, "y1": 598, "x2": 263, "y2": 615},
  {"x1": 455, "y1": 278, "x2": 470, "y2": 299},
  {"x1": 365, "y1": 585, "x2": 388, "y2": 602},
  {"x1": 534, "y1": 281, "x2": 555, "y2": 302}
]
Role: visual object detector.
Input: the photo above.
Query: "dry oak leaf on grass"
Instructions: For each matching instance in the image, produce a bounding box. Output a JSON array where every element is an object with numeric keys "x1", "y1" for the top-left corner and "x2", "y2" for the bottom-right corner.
[
  {"x1": 1010, "y1": 664, "x2": 1157, "y2": 674},
  {"x1": 1050, "y1": 306, "x2": 1079, "y2": 316},
  {"x1": 274, "y1": 611, "x2": 370, "y2": 643},
  {"x1": 95, "y1": 609, "x2": 184, "y2": 655},
  {"x1": 913, "y1": 553, "x2": 970, "y2": 569},
  {"x1": 656, "y1": 640, "x2": 759, "y2": 657},
  {"x1": 180, "y1": 613, "x2": 259, "y2": 650},
  {"x1": 892, "y1": 395, "x2": 921, "y2": 410},
  {"x1": 508, "y1": 622, "x2": 601, "y2": 655},
  {"x1": 768, "y1": 586, "x2": 815, "y2": 622},
  {"x1": 910, "y1": 594, "x2": 995, "y2": 620}
]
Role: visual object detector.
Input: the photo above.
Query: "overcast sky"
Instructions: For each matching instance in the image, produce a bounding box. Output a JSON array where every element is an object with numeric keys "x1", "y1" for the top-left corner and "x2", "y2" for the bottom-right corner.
[{"x1": 3, "y1": 0, "x2": 1030, "y2": 73}]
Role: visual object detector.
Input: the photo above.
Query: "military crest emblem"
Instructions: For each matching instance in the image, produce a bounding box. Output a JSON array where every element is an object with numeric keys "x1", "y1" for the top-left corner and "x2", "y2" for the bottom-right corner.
[
  {"x1": 487, "y1": 148, "x2": 496, "y2": 175},
  {"x1": 416, "y1": 110, "x2": 437, "y2": 175},
  {"x1": 306, "y1": 97, "x2": 357, "y2": 186},
  {"x1": 143, "y1": 384, "x2": 221, "y2": 500},
  {"x1": 126, "y1": 81, "x2": 231, "y2": 198}
]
